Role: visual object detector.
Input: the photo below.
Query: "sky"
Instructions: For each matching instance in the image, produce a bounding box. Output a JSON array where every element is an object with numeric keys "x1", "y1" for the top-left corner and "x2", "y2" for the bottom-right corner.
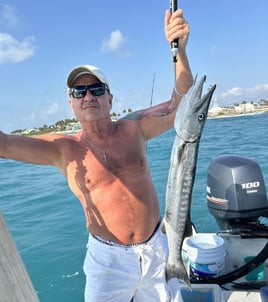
[{"x1": 0, "y1": 0, "x2": 267, "y2": 133}]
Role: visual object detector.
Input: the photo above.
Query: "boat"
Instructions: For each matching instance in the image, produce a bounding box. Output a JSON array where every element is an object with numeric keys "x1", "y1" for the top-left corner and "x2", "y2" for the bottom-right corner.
[{"x1": 179, "y1": 154, "x2": 268, "y2": 301}]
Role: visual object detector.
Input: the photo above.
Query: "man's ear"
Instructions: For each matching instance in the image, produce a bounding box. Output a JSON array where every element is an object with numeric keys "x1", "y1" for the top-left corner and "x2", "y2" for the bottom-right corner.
[
  {"x1": 109, "y1": 94, "x2": 113, "y2": 107},
  {"x1": 68, "y1": 97, "x2": 73, "y2": 106}
]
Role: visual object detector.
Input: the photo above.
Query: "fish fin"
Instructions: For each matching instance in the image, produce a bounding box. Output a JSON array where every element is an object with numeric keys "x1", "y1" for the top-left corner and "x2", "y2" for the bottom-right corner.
[
  {"x1": 161, "y1": 221, "x2": 166, "y2": 234},
  {"x1": 165, "y1": 261, "x2": 192, "y2": 290},
  {"x1": 184, "y1": 218, "x2": 193, "y2": 238},
  {"x1": 193, "y1": 73, "x2": 199, "y2": 85}
]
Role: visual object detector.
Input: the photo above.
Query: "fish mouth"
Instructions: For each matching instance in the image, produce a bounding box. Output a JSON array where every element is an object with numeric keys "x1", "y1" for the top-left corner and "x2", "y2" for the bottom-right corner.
[
  {"x1": 194, "y1": 84, "x2": 216, "y2": 113},
  {"x1": 192, "y1": 76, "x2": 216, "y2": 112},
  {"x1": 174, "y1": 76, "x2": 217, "y2": 143}
]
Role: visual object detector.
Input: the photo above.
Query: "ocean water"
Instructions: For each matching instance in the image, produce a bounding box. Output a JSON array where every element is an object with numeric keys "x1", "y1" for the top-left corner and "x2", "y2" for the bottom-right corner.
[{"x1": 0, "y1": 112, "x2": 267, "y2": 301}]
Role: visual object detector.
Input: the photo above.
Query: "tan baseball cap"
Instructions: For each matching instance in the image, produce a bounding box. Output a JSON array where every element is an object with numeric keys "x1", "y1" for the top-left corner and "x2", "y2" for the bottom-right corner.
[{"x1": 66, "y1": 64, "x2": 110, "y2": 89}]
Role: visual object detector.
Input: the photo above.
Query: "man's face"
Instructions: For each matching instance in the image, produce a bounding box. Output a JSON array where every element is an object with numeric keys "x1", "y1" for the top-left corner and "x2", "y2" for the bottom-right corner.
[{"x1": 69, "y1": 74, "x2": 113, "y2": 123}]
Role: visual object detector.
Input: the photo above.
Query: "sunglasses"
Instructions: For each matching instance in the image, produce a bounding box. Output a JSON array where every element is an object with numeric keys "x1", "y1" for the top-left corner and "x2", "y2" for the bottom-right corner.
[{"x1": 70, "y1": 83, "x2": 108, "y2": 98}]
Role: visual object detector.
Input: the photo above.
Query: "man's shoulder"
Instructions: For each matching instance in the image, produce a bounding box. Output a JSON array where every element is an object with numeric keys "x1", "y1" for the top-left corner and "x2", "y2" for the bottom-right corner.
[
  {"x1": 116, "y1": 118, "x2": 140, "y2": 132},
  {"x1": 34, "y1": 131, "x2": 80, "y2": 142},
  {"x1": 120, "y1": 111, "x2": 141, "y2": 121},
  {"x1": 33, "y1": 132, "x2": 83, "y2": 154}
]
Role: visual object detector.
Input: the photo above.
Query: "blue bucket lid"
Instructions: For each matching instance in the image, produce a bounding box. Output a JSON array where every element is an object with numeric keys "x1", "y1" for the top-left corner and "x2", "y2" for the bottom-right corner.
[{"x1": 261, "y1": 285, "x2": 268, "y2": 295}]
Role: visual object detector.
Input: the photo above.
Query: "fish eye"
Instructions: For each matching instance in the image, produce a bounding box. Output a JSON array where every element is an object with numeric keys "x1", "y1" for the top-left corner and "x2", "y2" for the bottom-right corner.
[{"x1": 198, "y1": 113, "x2": 205, "y2": 121}]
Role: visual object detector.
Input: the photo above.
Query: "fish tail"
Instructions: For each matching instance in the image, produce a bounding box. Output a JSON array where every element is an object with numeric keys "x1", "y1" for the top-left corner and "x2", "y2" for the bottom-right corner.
[
  {"x1": 184, "y1": 218, "x2": 193, "y2": 238},
  {"x1": 165, "y1": 261, "x2": 192, "y2": 290}
]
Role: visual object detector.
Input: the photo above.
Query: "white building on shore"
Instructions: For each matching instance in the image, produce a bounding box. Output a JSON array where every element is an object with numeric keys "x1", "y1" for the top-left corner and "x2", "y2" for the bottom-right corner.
[
  {"x1": 208, "y1": 98, "x2": 223, "y2": 116},
  {"x1": 234, "y1": 102, "x2": 255, "y2": 113}
]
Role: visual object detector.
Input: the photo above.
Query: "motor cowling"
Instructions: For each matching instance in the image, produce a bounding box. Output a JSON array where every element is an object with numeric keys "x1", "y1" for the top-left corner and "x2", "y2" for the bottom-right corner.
[{"x1": 207, "y1": 155, "x2": 268, "y2": 230}]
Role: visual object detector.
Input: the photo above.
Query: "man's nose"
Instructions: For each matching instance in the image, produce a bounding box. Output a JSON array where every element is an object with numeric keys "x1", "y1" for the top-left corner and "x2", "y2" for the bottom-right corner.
[{"x1": 84, "y1": 89, "x2": 96, "y2": 99}]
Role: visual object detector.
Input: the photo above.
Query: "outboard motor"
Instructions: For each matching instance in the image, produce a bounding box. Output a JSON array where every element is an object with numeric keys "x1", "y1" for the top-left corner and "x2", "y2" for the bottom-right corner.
[
  {"x1": 207, "y1": 155, "x2": 268, "y2": 233},
  {"x1": 191, "y1": 155, "x2": 268, "y2": 286}
]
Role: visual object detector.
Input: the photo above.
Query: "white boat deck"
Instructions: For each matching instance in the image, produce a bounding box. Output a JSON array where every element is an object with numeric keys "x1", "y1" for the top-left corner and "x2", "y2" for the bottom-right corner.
[
  {"x1": 222, "y1": 290, "x2": 261, "y2": 301},
  {"x1": 180, "y1": 233, "x2": 267, "y2": 301},
  {"x1": 181, "y1": 284, "x2": 261, "y2": 302}
]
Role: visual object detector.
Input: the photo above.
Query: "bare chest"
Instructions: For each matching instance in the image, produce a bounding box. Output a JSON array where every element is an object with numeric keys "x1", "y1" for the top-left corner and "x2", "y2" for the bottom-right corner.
[{"x1": 66, "y1": 136, "x2": 148, "y2": 196}]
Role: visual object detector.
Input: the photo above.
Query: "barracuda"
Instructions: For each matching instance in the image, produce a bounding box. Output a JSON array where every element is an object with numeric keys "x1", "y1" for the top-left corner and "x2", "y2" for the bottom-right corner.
[{"x1": 162, "y1": 76, "x2": 216, "y2": 288}]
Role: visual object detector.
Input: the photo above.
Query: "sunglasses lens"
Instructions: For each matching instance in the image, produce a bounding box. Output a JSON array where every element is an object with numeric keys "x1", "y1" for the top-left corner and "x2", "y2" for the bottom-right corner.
[
  {"x1": 71, "y1": 84, "x2": 106, "y2": 98},
  {"x1": 90, "y1": 85, "x2": 106, "y2": 96},
  {"x1": 71, "y1": 86, "x2": 87, "y2": 98}
]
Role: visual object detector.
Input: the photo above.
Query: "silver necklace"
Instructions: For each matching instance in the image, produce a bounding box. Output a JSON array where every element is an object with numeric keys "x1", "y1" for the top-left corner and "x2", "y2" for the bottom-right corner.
[{"x1": 84, "y1": 124, "x2": 114, "y2": 165}]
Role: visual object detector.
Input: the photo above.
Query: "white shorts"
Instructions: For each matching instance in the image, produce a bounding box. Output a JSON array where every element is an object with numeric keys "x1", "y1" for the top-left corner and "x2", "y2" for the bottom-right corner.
[{"x1": 83, "y1": 222, "x2": 183, "y2": 302}]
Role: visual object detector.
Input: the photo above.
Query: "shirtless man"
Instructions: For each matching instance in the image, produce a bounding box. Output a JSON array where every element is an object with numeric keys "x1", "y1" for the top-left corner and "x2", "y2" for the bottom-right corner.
[{"x1": 0, "y1": 9, "x2": 193, "y2": 302}]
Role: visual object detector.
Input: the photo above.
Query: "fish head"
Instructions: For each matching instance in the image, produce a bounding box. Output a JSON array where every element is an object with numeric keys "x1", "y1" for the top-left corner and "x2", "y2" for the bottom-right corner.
[{"x1": 174, "y1": 75, "x2": 216, "y2": 142}]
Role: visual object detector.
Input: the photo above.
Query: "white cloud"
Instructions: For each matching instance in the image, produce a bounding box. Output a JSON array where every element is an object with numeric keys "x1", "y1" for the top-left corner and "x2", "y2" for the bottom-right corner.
[
  {"x1": 221, "y1": 87, "x2": 243, "y2": 98},
  {"x1": 248, "y1": 83, "x2": 268, "y2": 94},
  {"x1": 41, "y1": 102, "x2": 60, "y2": 119},
  {"x1": 210, "y1": 45, "x2": 222, "y2": 56},
  {"x1": 101, "y1": 29, "x2": 125, "y2": 52},
  {"x1": 0, "y1": 33, "x2": 36, "y2": 63},
  {"x1": 17, "y1": 102, "x2": 62, "y2": 129},
  {"x1": 219, "y1": 83, "x2": 268, "y2": 105},
  {"x1": 0, "y1": 4, "x2": 18, "y2": 29}
]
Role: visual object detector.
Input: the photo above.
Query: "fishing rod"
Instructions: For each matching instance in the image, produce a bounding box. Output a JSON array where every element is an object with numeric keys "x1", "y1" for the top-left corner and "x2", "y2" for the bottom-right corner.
[
  {"x1": 150, "y1": 72, "x2": 156, "y2": 108},
  {"x1": 146, "y1": 72, "x2": 156, "y2": 153},
  {"x1": 170, "y1": 0, "x2": 183, "y2": 97},
  {"x1": 170, "y1": 0, "x2": 179, "y2": 63}
]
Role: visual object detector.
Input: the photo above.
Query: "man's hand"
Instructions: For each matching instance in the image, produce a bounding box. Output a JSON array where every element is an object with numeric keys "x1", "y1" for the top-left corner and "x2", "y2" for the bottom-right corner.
[{"x1": 165, "y1": 9, "x2": 190, "y2": 54}]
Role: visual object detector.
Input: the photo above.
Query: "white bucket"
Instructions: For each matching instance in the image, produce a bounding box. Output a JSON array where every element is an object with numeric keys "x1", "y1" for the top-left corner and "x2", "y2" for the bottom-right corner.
[{"x1": 184, "y1": 233, "x2": 225, "y2": 277}]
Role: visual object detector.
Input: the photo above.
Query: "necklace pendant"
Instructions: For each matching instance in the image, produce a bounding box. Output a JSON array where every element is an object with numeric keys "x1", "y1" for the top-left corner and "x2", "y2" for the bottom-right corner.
[
  {"x1": 83, "y1": 123, "x2": 114, "y2": 166},
  {"x1": 103, "y1": 152, "x2": 108, "y2": 164}
]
